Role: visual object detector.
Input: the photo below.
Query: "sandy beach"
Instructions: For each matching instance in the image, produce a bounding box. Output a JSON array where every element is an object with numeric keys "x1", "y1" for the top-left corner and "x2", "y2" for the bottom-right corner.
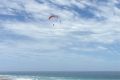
[{"x1": 0, "y1": 76, "x2": 12, "y2": 80}]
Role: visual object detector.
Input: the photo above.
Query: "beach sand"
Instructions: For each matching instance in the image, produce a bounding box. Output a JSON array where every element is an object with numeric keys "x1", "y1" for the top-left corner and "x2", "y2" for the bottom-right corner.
[{"x1": 0, "y1": 76, "x2": 12, "y2": 80}]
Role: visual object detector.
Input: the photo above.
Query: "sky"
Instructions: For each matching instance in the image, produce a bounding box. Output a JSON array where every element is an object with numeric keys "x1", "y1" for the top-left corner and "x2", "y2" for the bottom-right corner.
[{"x1": 0, "y1": 0, "x2": 120, "y2": 71}]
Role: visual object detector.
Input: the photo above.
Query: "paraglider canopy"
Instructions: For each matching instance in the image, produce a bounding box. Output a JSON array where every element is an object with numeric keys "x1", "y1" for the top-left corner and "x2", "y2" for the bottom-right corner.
[{"x1": 48, "y1": 15, "x2": 59, "y2": 20}]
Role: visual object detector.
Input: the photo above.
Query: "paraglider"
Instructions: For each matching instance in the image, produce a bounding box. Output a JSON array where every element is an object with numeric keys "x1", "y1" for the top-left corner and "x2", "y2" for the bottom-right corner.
[{"x1": 48, "y1": 15, "x2": 61, "y2": 26}]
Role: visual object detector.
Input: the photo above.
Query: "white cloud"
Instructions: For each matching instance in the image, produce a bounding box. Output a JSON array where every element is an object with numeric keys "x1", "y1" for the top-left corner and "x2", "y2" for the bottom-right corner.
[{"x1": 0, "y1": 0, "x2": 120, "y2": 54}]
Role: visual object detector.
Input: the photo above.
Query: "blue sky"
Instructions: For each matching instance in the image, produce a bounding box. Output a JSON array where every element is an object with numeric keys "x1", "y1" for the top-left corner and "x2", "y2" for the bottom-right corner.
[{"x1": 0, "y1": 0, "x2": 120, "y2": 71}]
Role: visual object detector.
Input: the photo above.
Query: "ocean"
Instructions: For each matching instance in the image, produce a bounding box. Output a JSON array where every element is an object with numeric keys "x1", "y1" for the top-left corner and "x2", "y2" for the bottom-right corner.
[{"x1": 0, "y1": 71, "x2": 120, "y2": 80}]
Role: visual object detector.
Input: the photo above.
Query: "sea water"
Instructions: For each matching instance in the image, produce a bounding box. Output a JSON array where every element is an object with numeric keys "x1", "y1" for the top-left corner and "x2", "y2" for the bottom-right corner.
[{"x1": 0, "y1": 71, "x2": 120, "y2": 80}]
